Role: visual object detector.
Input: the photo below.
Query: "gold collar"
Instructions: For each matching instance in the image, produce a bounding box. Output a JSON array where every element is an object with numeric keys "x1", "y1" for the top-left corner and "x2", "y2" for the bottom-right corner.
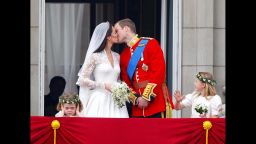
[{"x1": 128, "y1": 34, "x2": 139, "y2": 48}]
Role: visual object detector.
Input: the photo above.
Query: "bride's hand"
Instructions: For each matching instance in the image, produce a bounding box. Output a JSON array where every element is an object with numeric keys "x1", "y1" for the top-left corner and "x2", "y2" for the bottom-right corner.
[{"x1": 104, "y1": 83, "x2": 112, "y2": 92}]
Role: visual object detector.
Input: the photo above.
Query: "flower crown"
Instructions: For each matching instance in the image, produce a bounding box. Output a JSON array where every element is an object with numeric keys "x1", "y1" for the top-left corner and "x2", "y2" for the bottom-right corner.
[
  {"x1": 59, "y1": 94, "x2": 80, "y2": 104},
  {"x1": 196, "y1": 73, "x2": 216, "y2": 86}
]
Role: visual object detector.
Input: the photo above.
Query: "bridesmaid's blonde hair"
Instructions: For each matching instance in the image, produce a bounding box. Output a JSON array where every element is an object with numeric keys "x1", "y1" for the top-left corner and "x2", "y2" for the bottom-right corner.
[{"x1": 196, "y1": 72, "x2": 217, "y2": 96}]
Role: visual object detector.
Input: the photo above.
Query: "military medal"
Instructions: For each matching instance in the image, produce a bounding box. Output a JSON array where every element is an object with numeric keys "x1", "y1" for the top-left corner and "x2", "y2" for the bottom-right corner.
[{"x1": 142, "y1": 63, "x2": 148, "y2": 71}]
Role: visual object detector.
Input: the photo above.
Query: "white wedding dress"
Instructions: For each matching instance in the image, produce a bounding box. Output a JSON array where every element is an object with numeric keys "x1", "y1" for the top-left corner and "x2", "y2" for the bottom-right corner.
[{"x1": 76, "y1": 50, "x2": 129, "y2": 118}]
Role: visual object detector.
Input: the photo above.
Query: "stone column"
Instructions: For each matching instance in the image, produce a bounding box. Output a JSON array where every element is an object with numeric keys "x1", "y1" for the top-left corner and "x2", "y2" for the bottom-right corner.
[
  {"x1": 30, "y1": 0, "x2": 40, "y2": 115},
  {"x1": 213, "y1": 0, "x2": 226, "y2": 104},
  {"x1": 182, "y1": 0, "x2": 215, "y2": 117}
]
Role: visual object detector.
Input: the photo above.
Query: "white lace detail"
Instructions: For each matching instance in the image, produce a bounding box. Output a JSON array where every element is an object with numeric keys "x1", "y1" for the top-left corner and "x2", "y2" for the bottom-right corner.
[
  {"x1": 77, "y1": 50, "x2": 128, "y2": 118},
  {"x1": 76, "y1": 51, "x2": 120, "y2": 90},
  {"x1": 77, "y1": 22, "x2": 110, "y2": 77},
  {"x1": 76, "y1": 53, "x2": 104, "y2": 89}
]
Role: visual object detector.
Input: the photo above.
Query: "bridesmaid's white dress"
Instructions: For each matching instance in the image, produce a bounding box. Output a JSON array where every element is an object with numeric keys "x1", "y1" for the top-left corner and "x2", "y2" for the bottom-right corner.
[{"x1": 76, "y1": 50, "x2": 129, "y2": 118}]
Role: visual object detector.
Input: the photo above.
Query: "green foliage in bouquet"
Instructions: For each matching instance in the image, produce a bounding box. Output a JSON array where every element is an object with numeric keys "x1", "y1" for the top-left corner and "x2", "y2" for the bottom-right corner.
[
  {"x1": 111, "y1": 82, "x2": 131, "y2": 108},
  {"x1": 194, "y1": 104, "x2": 208, "y2": 114}
]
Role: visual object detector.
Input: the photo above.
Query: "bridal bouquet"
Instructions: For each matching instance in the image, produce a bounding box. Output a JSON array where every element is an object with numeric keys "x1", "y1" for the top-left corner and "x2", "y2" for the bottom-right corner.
[
  {"x1": 194, "y1": 104, "x2": 208, "y2": 114},
  {"x1": 111, "y1": 82, "x2": 131, "y2": 108}
]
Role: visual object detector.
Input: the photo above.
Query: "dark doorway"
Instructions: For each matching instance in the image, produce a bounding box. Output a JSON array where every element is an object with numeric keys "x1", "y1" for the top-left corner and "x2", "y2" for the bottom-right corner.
[
  {"x1": 117, "y1": 0, "x2": 161, "y2": 41},
  {"x1": 46, "y1": 0, "x2": 162, "y2": 53}
]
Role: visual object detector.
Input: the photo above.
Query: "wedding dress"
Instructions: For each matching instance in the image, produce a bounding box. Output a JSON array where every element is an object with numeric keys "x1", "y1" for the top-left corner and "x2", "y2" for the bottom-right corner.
[{"x1": 76, "y1": 50, "x2": 129, "y2": 118}]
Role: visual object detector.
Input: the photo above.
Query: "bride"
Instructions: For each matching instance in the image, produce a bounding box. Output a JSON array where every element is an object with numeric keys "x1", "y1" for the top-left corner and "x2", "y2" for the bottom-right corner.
[{"x1": 76, "y1": 22, "x2": 129, "y2": 118}]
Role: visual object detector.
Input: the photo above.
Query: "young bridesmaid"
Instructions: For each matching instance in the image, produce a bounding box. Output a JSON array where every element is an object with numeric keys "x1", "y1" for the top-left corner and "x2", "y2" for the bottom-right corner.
[
  {"x1": 174, "y1": 72, "x2": 222, "y2": 118},
  {"x1": 55, "y1": 93, "x2": 83, "y2": 117}
]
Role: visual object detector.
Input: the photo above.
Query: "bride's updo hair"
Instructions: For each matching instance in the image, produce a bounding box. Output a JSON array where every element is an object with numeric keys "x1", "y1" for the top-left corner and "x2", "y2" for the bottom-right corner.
[{"x1": 94, "y1": 24, "x2": 112, "y2": 53}]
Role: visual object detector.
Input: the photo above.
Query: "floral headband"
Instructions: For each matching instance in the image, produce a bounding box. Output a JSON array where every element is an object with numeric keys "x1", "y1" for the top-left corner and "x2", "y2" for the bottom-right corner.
[
  {"x1": 59, "y1": 94, "x2": 80, "y2": 104},
  {"x1": 196, "y1": 73, "x2": 216, "y2": 86}
]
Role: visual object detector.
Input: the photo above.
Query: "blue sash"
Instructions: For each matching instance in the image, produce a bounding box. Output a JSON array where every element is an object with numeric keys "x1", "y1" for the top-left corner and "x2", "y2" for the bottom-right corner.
[{"x1": 127, "y1": 39, "x2": 149, "y2": 80}]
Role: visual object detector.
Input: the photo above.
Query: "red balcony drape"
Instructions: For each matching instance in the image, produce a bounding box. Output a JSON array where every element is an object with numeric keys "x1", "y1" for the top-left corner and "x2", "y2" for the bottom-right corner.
[{"x1": 31, "y1": 116, "x2": 225, "y2": 144}]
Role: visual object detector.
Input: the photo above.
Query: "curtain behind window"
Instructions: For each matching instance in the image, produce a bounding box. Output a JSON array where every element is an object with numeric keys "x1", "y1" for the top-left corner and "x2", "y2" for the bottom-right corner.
[{"x1": 45, "y1": 4, "x2": 88, "y2": 94}]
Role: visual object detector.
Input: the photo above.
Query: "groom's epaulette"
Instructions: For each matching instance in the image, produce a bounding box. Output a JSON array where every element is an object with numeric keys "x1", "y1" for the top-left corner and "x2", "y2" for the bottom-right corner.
[{"x1": 141, "y1": 37, "x2": 153, "y2": 40}]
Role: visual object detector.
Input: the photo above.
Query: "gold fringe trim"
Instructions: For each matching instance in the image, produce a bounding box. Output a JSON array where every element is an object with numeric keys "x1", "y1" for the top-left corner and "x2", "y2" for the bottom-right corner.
[{"x1": 165, "y1": 102, "x2": 172, "y2": 118}]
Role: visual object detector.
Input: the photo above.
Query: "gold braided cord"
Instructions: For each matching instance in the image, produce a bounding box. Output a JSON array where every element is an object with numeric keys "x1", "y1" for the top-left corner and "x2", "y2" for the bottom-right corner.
[
  {"x1": 51, "y1": 120, "x2": 60, "y2": 144},
  {"x1": 203, "y1": 120, "x2": 212, "y2": 144}
]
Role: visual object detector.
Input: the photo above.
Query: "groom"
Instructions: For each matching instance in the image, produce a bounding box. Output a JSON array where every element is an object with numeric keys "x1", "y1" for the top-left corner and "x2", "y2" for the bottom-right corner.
[{"x1": 114, "y1": 18, "x2": 174, "y2": 118}]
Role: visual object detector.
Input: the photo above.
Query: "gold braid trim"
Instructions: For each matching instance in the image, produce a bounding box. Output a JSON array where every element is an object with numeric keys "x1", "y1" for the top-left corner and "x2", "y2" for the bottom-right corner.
[
  {"x1": 142, "y1": 83, "x2": 157, "y2": 101},
  {"x1": 128, "y1": 91, "x2": 138, "y2": 105},
  {"x1": 162, "y1": 83, "x2": 172, "y2": 118}
]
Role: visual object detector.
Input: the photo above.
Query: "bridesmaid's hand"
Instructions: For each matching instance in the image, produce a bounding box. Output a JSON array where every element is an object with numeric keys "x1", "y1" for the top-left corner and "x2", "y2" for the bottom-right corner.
[
  {"x1": 174, "y1": 90, "x2": 184, "y2": 102},
  {"x1": 76, "y1": 105, "x2": 81, "y2": 117},
  {"x1": 61, "y1": 105, "x2": 64, "y2": 111}
]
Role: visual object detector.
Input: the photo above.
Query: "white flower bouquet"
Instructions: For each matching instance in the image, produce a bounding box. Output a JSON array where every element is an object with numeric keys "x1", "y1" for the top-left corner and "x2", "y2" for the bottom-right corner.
[
  {"x1": 194, "y1": 104, "x2": 208, "y2": 114},
  {"x1": 111, "y1": 82, "x2": 131, "y2": 108}
]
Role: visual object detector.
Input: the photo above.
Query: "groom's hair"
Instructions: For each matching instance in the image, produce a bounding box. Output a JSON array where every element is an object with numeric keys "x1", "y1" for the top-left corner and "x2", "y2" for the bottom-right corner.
[{"x1": 116, "y1": 18, "x2": 136, "y2": 33}]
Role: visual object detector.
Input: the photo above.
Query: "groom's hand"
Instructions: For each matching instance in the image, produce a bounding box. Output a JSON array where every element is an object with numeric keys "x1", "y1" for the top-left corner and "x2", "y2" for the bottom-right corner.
[{"x1": 137, "y1": 97, "x2": 149, "y2": 109}]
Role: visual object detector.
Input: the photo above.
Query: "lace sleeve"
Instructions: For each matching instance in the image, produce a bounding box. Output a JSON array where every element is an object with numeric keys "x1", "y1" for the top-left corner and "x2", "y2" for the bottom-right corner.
[{"x1": 77, "y1": 53, "x2": 105, "y2": 89}]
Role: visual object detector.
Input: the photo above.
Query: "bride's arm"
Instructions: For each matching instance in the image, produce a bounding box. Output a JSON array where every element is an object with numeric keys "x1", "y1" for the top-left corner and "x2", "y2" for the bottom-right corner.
[{"x1": 77, "y1": 53, "x2": 105, "y2": 89}]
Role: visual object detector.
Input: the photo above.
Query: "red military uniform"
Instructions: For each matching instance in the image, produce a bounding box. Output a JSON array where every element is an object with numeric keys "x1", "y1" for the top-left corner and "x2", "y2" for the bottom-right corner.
[{"x1": 120, "y1": 36, "x2": 174, "y2": 117}]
